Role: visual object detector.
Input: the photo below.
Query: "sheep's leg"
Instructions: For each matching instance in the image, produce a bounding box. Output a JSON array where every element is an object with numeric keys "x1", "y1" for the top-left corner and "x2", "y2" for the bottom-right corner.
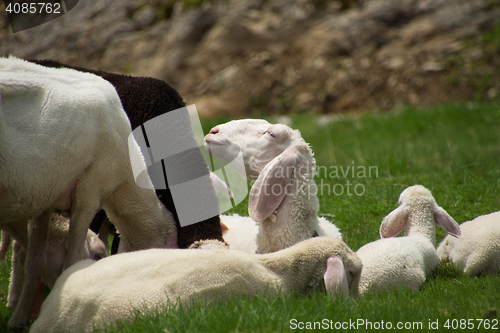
[
  {"x1": 63, "y1": 204, "x2": 99, "y2": 270},
  {"x1": 1, "y1": 221, "x2": 29, "y2": 249},
  {"x1": 8, "y1": 211, "x2": 50, "y2": 331},
  {"x1": 7, "y1": 240, "x2": 26, "y2": 311},
  {"x1": 0, "y1": 230, "x2": 12, "y2": 261}
]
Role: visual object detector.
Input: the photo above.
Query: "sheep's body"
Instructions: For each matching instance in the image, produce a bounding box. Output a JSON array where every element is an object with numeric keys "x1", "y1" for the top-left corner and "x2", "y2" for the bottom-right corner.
[
  {"x1": 437, "y1": 211, "x2": 500, "y2": 276},
  {"x1": 221, "y1": 214, "x2": 341, "y2": 253},
  {"x1": 0, "y1": 57, "x2": 176, "y2": 329},
  {"x1": 204, "y1": 119, "x2": 341, "y2": 254},
  {"x1": 356, "y1": 185, "x2": 461, "y2": 293},
  {"x1": 220, "y1": 214, "x2": 259, "y2": 253},
  {"x1": 357, "y1": 235, "x2": 438, "y2": 292},
  {"x1": 30, "y1": 237, "x2": 362, "y2": 333},
  {"x1": 5, "y1": 214, "x2": 106, "y2": 313},
  {"x1": 31, "y1": 59, "x2": 224, "y2": 249}
]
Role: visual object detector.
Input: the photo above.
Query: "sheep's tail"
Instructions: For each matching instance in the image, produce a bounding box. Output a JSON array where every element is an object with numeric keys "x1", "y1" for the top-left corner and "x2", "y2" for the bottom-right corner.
[{"x1": 0, "y1": 230, "x2": 12, "y2": 262}]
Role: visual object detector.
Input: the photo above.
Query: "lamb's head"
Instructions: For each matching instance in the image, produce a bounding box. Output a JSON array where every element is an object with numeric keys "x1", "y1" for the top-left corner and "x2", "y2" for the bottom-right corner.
[
  {"x1": 263, "y1": 237, "x2": 362, "y2": 300},
  {"x1": 379, "y1": 185, "x2": 461, "y2": 243},
  {"x1": 205, "y1": 119, "x2": 316, "y2": 222},
  {"x1": 205, "y1": 119, "x2": 313, "y2": 179}
]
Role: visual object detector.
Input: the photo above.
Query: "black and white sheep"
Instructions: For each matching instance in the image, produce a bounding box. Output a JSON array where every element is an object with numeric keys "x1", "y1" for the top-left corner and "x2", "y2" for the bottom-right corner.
[
  {"x1": 30, "y1": 59, "x2": 224, "y2": 250},
  {"x1": 0, "y1": 56, "x2": 176, "y2": 329}
]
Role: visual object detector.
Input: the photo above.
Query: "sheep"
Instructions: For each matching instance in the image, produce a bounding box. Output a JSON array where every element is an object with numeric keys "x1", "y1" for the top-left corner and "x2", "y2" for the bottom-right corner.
[
  {"x1": 2, "y1": 213, "x2": 106, "y2": 319},
  {"x1": 30, "y1": 237, "x2": 362, "y2": 333},
  {"x1": 437, "y1": 211, "x2": 500, "y2": 276},
  {"x1": 204, "y1": 119, "x2": 342, "y2": 254},
  {"x1": 356, "y1": 185, "x2": 461, "y2": 294},
  {"x1": 221, "y1": 214, "x2": 342, "y2": 253},
  {"x1": 0, "y1": 56, "x2": 177, "y2": 329},
  {"x1": 30, "y1": 59, "x2": 224, "y2": 250}
]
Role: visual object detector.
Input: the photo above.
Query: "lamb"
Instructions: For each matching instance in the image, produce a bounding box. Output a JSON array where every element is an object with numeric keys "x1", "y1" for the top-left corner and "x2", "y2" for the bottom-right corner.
[
  {"x1": 221, "y1": 214, "x2": 342, "y2": 253},
  {"x1": 30, "y1": 237, "x2": 362, "y2": 333},
  {"x1": 0, "y1": 56, "x2": 177, "y2": 329},
  {"x1": 1, "y1": 214, "x2": 106, "y2": 318},
  {"x1": 204, "y1": 119, "x2": 342, "y2": 254},
  {"x1": 30, "y1": 59, "x2": 224, "y2": 250},
  {"x1": 356, "y1": 185, "x2": 461, "y2": 294},
  {"x1": 437, "y1": 211, "x2": 500, "y2": 276}
]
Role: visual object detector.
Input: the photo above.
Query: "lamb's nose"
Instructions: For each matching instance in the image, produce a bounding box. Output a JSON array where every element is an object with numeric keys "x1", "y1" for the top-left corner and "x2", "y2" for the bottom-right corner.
[{"x1": 209, "y1": 127, "x2": 219, "y2": 135}]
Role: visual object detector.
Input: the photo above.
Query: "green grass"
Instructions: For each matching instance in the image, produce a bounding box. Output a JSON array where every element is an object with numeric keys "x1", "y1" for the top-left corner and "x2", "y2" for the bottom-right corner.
[{"x1": 1, "y1": 101, "x2": 499, "y2": 332}]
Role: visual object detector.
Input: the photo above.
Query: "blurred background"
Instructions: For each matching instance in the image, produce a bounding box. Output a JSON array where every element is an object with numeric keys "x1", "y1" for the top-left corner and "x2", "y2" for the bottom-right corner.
[{"x1": 1, "y1": 0, "x2": 500, "y2": 118}]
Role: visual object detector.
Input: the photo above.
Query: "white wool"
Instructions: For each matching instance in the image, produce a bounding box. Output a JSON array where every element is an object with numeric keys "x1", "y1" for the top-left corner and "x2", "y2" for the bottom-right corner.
[
  {"x1": 437, "y1": 211, "x2": 500, "y2": 276},
  {"x1": 205, "y1": 119, "x2": 341, "y2": 254},
  {"x1": 30, "y1": 237, "x2": 362, "y2": 333},
  {"x1": 356, "y1": 185, "x2": 461, "y2": 293}
]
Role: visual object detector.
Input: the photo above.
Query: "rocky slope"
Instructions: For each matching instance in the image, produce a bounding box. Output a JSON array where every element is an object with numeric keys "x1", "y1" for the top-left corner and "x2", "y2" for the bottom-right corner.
[{"x1": 1, "y1": 0, "x2": 499, "y2": 117}]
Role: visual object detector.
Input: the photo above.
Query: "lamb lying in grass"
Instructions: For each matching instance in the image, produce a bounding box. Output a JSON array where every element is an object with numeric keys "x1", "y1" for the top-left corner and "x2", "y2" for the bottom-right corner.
[
  {"x1": 30, "y1": 237, "x2": 362, "y2": 333},
  {"x1": 437, "y1": 211, "x2": 500, "y2": 276},
  {"x1": 204, "y1": 119, "x2": 341, "y2": 254},
  {"x1": 356, "y1": 185, "x2": 461, "y2": 293}
]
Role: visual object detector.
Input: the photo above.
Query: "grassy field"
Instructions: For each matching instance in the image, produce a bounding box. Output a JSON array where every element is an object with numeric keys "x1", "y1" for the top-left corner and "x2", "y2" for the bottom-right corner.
[{"x1": 1, "y1": 101, "x2": 499, "y2": 332}]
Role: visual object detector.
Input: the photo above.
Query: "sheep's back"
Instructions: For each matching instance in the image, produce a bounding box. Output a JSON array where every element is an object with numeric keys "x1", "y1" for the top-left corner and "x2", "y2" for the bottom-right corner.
[
  {"x1": 31, "y1": 249, "x2": 279, "y2": 333},
  {"x1": 357, "y1": 236, "x2": 438, "y2": 293}
]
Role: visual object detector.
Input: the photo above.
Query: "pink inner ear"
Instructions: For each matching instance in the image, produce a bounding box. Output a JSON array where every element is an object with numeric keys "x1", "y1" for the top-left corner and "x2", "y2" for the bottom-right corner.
[
  {"x1": 249, "y1": 148, "x2": 299, "y2": 221},
  {"x1": 324, "y1": 256, "x2": 348, "y2": 298},
  {"x1": 433, "y1": 204, "x2": 461, "y2": 237},
  {"x1": 379, "y1": 204, "x2": 409, "y2": 238}
]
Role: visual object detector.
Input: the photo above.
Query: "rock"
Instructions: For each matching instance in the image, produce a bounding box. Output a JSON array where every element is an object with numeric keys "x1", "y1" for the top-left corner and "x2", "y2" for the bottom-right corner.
[{"x1": 0, "y1": 0, "x2": 499, "y2": 116}]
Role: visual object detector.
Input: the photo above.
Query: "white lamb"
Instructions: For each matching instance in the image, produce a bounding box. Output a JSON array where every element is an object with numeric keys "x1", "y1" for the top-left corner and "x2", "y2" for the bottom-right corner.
[
  {"x1": 30, "y1": 237, "x2": 362, "y2": 333},
  {"x1": 0, "y1": 56, "x2": 176, "y2": 329},
  {"x1": 437, "y1": 211, "x2": 500, "y2": 276},
  {"x1": 356, "y1": 185, "x2": 461, "y2": 293},
  {"x1": 204, "y1": 119, "x2": 342, "y2": 254}
]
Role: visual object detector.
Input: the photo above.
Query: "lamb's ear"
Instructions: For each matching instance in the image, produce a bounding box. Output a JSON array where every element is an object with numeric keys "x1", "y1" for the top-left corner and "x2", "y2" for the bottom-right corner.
[
  {"x1": 220, "y1": 222, "x2": 229, "y2": 232},
  {"x1": 379, "y1": 204, "x2": 409, "y2": 238},
  {"x1": 433, "y1": 204, "x2": 461, "y2": 238},
  {"x1": 323, "y1": 256, "x2": 349, "y2": 298},
  {"x1": 249, "y1": 147, "x2": 300, "y2": 221}
]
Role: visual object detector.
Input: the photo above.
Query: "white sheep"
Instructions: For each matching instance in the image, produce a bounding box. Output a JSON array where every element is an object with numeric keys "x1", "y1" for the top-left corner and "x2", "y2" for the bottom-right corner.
[
  {"x1": 356, "y1": 185, "x2": 461, "y2": 293},
  {"x1": 30, "y1": 237, "x2": 362, "y2": 333},
  {"x1": 0, "y1": 56, "x2": 176, "y2": 329},
  {"x1": 2, "y1": 214, "x2": 107, "y2": 317},
  {"x1": 204, "y1": 119, "x2": 342, "y2": 254},
  {"x1": 437, "y1": 211, "x2": 500, "y2": 276}
]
